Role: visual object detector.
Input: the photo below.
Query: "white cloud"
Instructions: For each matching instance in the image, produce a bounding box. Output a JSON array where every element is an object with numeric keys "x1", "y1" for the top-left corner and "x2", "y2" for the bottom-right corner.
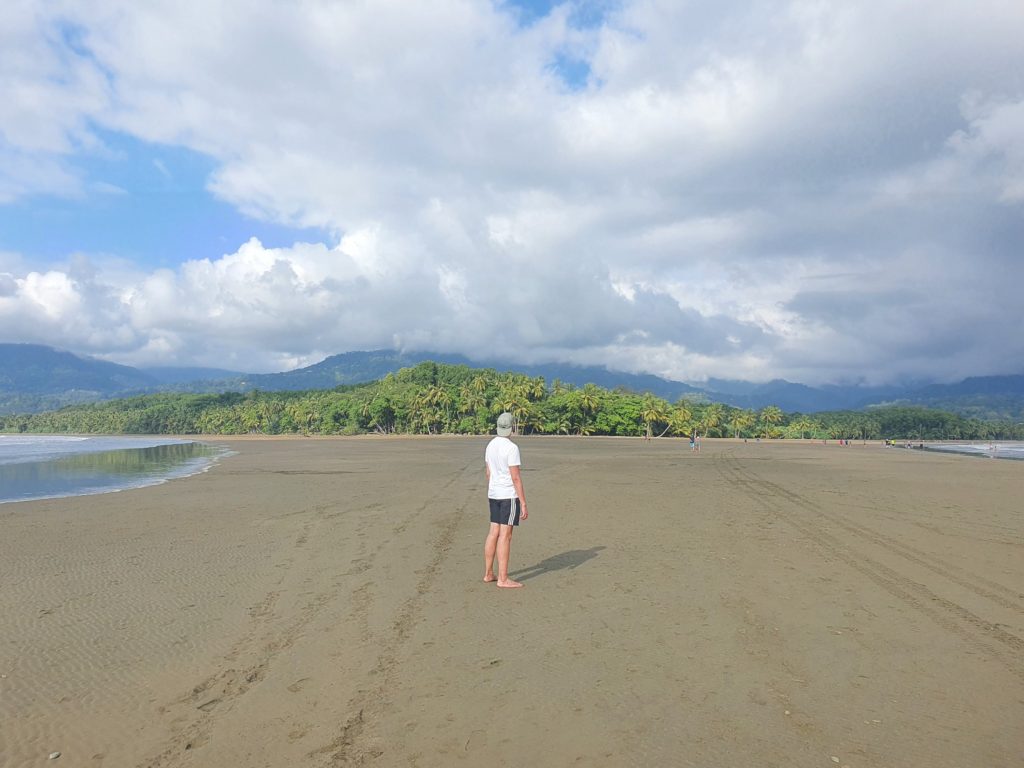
[
  {"x1": 0, "y1": 1, "x2": 112, "y2": 200},
  {"x1": 1, "y1": 0, "x2": 1022, "y2": 383},
  {"x1": 949, "y1": 95, "x2": 1024, "y2": 203}
]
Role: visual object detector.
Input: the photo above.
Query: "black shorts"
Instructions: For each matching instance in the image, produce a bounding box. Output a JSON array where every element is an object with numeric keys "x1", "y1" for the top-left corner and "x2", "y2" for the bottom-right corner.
[{"x1": 489, "y1": 498, "x2": 522, "y2": 526}]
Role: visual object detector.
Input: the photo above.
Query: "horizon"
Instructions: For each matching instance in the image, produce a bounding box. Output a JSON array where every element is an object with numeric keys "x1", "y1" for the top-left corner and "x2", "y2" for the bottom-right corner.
[
  {"x1": 6, "y1": 341, "x2": 1021, "y2": 393},
  {"x1": 2, "y1": 1, "x2": 1022, "y2": 387}
]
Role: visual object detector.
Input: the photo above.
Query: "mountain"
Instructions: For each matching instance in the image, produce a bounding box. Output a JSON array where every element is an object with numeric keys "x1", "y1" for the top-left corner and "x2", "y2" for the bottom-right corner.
[
  {"x1": 0, "y1": 345, "x2": 702, "y2": 413},
  {"x1": 141, "y1": 366, "x2": 244, "y2": 385},
  {"x1": 894, "y1": 375, "x2": 1024, "y2": 420},
  {"x1": 0, "y1": 344, "x2": 155, "y2": 392},
  {"x1": 0, "y1": 344, "x2": 157, "y2": 412},
  {"x1": 480, "y1": 358, "x2": 707, "y2": 402},
  {"x1": 698, "y1": 376, "x2": 1024, "y2": 419},
  {"x1": 2, "y1": 343, "x2": 1023, "y2": 419},
  {"x1": 222, "y1": 350, "x2": 706, "y2": 402},
  {"x1": 701, "y1": 378, "x2": 908, "y2": 412},
  {"x1": 228, "y1": 350, "x2": 450, "y2": 391}
]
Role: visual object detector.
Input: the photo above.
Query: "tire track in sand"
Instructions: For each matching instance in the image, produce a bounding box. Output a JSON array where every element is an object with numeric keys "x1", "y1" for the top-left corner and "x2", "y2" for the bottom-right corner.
[
  {"x1": 713, "y1": 450, "x2": 1024, "y2": 681},
  {"x1": 764, "y1": 475, "x2": 1024, "y2": 614}
]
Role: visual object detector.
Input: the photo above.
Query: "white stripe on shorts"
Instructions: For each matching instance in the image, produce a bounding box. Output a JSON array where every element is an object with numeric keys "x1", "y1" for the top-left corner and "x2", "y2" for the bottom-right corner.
[{"x1": 507, "y1": 498, "x2": 517, "y2": 526}]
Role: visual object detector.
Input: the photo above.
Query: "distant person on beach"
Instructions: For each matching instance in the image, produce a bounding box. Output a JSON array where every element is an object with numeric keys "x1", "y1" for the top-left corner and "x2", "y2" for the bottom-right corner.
[{"x1": 483, "y1": 412, "x2": 529, "y2": 588}]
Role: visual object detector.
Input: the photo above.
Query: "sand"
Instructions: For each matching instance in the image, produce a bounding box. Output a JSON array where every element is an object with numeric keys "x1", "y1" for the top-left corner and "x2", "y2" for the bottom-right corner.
[{"x1": 1, "y1": 437, "x2": 1022, "y2": 767}]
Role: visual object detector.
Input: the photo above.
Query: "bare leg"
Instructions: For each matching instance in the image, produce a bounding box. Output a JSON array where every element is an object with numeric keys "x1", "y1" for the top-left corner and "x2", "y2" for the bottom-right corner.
[
  {"x1": 496, "y1": 525, "x2": 523, "y2": 588},
  {"x1": 483, "y1": 522, "x2": 500, "y2": 582}
]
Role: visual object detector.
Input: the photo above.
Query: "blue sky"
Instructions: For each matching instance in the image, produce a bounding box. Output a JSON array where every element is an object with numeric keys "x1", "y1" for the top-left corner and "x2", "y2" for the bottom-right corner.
[
  {"x1": 0, "y1": 131, "x2": 326, "y2": 268},
  {"x1": 507, "y1": 0, "x2": 613, "y2": 27},
  {"x1": 1, "y1": 1, "x2": 1022, "y2": 382}
]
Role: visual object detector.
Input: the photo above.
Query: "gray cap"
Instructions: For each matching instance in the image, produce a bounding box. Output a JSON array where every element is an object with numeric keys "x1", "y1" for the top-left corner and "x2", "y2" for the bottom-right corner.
[{"x1": 496, "y1": 412, "x2": 514, "y2": 436}]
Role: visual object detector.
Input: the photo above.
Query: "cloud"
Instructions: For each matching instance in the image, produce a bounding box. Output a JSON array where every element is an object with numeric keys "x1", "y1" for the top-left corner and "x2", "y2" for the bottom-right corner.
[
  {"x1": 948, "y1": 95, "x2": 1024, "y2": 203},
  {"x1": 0, "y1": 4, "x2": 112, "y2": 200},
  {"x1": 0, "y1": 230, "x2": 768, "y2": 374},
  {"x1": 1, "y1": 0, "x2": 1022, "y2": 383},
  {"x1": 152, "y1": 158, "x2": 171, "y2": 179}
]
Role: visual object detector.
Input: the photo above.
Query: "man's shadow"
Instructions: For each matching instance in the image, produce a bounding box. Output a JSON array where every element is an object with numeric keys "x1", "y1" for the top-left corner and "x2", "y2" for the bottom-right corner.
[{"x1": 510, "y1": 546, "x2": 606, "y2": 582}]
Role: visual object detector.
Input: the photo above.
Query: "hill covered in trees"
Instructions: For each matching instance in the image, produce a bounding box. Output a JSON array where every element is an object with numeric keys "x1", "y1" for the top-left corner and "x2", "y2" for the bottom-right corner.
[
  {"x1": 2, "y1": 361, "x2": 1020, "y2": 441},
  {"x1": 4, "y1": 344, "x2": 1024, "y2": 419},
  {"x1": 0, "y1": 344, "x2": 158, "y2": 413},
  {"x1": 0, "y1": 345, "x2": 701, "y2": 413},
  {"x1": 0, "y1": 344, "x2": 241, "y2": 413}
]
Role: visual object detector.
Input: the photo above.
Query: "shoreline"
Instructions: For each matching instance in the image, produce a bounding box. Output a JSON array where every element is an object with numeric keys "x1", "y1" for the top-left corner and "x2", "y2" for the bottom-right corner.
[
  {"x1": 3, "y1": 433, "x2": 1020, "y2": 509},
  {"x1": 0, "y1": 437, "x2": 231, "y2": 505}
]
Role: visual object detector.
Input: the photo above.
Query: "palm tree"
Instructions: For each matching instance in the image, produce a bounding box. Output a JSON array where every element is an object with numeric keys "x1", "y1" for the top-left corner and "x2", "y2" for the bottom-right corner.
[
  {"x1": 517, "y1": 401, "x2": 541, "y2": 434},
  {"x1": 552, "y1": 413, "x2": 571, "y2": 435},
  {"x1": 495, "y1": 379, "x2": 532, "y2": 434},
  {"x1": 458, "y1": 383, "x2": 485, "y2": 417},
  {"x1": 759, "y1": 405, "x2": 784, "y2": 438},
  {"x1": 699, "y1": 403, "x2": 725, "y2": 437},
  {"x1": 728, "y1": 409, "x2": 755, "y2": 438},
  {"x1": 577, "y1": 383, "x2": 602, "y2": 434},
  {"x1": 792, "y1": 416, "x2": 819, "y2": 440},
  {"x1": 305, "y1": 404, "x2": 322, "y2": 434},
  {"x1": 668, "y1": 403, "x2": 692, "y2": 436},
  {"x1": 410, "y1": 392, "x2": 432, "y2": 433},
  {"x1": 424, "y1": 385, "x2": 453, "y2": 432},
  {"x1": 579, "y1": 384, "x2": 601, "y2": 414},
  {"x1": 640, "y1": 394, "x2": 669, "y2": 439},
  {"x1": 860, "y1": 419, "x2": 881, "y2": 441}
]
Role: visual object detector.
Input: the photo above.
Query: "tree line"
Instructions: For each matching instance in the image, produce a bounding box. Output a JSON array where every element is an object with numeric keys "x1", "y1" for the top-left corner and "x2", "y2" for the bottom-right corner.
[{"x1": 2, "y1": 361, "x2": 1021, "y2": 440}]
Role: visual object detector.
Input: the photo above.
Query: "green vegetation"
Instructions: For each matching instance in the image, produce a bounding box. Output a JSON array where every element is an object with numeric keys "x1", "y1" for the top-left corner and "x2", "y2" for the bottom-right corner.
[{"x1": 1, "y1": 361, "x2": 1021, "y2": 440}]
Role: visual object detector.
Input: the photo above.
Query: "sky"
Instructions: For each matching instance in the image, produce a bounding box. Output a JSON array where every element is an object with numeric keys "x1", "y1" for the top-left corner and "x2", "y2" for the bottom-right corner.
[{"x1": 1, "y1": 0, "x2": 1022, "y2": 385}]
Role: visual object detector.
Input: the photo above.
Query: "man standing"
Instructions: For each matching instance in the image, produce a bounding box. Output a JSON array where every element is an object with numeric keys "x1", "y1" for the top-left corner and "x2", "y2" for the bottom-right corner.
[{"x1": 483, "y1": 412, "x2": 529, "y2": 588}]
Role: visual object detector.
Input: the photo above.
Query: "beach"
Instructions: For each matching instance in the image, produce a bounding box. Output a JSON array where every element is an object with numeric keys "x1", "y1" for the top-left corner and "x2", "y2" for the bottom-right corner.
[{"x1": 1, "y1": 437, "x2": 1022, "y2": 767}]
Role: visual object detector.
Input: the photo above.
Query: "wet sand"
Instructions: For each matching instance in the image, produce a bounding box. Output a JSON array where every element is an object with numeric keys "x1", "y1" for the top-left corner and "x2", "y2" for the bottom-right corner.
[{"x1": 1, "y1": 437, "x2": 1022, "y2": 767}]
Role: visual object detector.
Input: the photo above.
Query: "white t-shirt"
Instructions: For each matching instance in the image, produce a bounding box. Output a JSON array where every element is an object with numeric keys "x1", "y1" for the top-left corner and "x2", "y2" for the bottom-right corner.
[{"x1": 485, "y1": 436, "x2": 521, "y2": 499}]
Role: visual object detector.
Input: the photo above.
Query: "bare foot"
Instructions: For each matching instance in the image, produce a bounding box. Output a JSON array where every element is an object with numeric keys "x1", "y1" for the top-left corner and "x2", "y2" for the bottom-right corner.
[
  {"x1": 483, "y1": 575, "x2": 496, "y2": 583},
  {"x1": 496, "y1": 579, "x2": 524, "y2": 588}
]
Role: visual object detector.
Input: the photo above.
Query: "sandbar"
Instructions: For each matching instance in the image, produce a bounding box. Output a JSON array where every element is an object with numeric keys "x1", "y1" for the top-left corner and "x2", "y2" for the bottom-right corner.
[{"x1": 1, "y1": 437, "x2": 1022, "y2": 767}]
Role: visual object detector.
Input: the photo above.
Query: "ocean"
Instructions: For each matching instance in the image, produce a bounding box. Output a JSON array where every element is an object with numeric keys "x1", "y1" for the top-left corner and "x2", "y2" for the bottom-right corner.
[
  {"x1": 924, "y1": 441, "x2": 1024, "y2": 461},
  {"x1": 0, "y1": 435, "x2": 230, "y2": 504}
]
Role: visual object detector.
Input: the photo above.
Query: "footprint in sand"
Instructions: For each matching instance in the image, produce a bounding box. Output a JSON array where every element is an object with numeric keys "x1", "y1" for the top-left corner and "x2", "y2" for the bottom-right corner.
[{"x1": 197, "y1": 697, "x2": 221, "y2": 712}]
